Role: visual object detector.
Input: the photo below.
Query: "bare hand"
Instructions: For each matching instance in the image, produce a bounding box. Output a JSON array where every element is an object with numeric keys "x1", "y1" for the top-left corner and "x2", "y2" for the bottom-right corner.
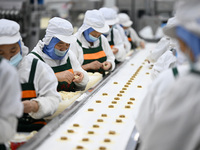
[
  {"x1": 55, "y1": 70, "x2": 74, "y2": 84},
  {"x1": 140, "y1": 41, "x2": 145, "y2": 49},
  {"x1": 112, "y1": 48, "x2": 119, "y2": 54},
  {"x1": 102, "y1": 61, "x2": 112, "y2": 71},
  {"x1": 86, "y1": 61, "x2": 103, "y2": 70},
  {"x1": 73, "y1": 71, "x2": 84, "y2": 83},
  {"x1": 23, "y1": 100, "x2": 39, "y2": 113}
]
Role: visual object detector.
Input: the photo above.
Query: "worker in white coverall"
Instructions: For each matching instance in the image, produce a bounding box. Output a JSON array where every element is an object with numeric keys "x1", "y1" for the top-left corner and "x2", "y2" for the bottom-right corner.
[
  {"x1": 118, "y1": 13, "x2": 145, "y2": 49},
  {"x1": 147, "y1": 36, "x2": 171, "y2": 63},
  {"x1": 29, "y1": 17, "x2": 89, "y2": 92},
  {"x1": 106, "y1": 7, "x2": 131, "y2": 53},
  {"x1": 70, "y1": 9, "x2": 115, "y2": 75},
  {"x1": 114, "y1": 23, "x2": 131, "y2": 54},
  {"x1": 135, "y1": 0, "x2": 200, "y2": 150},
  {"x1": 0, "y1": 19, "x2": 61, "y2": 132},
  {"x1": 0, "y1": 58, "x2": 23, "y2": 150},
  {"x1": 99, "y1": 7, "x2": 126, "y2": 63},
  {"x1": 147, "y1": 17, "x2": 188, "y2": 79},
  {"x1": 151, "y1": 47, "x2": 177, "y2": 79}
]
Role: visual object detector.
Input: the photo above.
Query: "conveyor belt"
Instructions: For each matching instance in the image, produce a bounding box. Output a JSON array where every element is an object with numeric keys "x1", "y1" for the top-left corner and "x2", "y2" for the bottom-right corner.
[{"x1": 19, "y1": 43, "x2": 156, "y2": 150}]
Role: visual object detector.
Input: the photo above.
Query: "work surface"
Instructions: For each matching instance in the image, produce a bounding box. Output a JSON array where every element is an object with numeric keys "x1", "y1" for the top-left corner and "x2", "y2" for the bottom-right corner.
[{"x1": 20, "y1": 43, "x2": 156, "y2": 150}]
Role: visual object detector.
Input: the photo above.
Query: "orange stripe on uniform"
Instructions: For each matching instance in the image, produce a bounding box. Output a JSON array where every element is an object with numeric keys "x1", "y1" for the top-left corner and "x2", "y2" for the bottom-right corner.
[
  {"x1": 22, "y1": 90, "x2": 36, "y2": 99},
  {"x1": 55, "y1": 69, "x2": 74, "y2": 75},
  {"x1": 128, "y1": 37, "x2": 132, "y2": 42},
  {"x1": 110, "y1": 45, "x2": 114, "y2": 49},
  {"x1": 67, "y1": 69, "x2": 73, "y2": 73},
  {"x1": 33, "y1": 121, "x2": 47, "y2": 125},
  {"x1": 84, "y1": 51, "x2": 106, "y2": 60}
]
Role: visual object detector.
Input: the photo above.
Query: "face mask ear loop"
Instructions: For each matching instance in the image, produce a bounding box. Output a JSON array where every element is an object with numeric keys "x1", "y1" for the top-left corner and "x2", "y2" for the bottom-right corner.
[{"x1": 18, "y1": 40, "x2": 22, "y2": 55}]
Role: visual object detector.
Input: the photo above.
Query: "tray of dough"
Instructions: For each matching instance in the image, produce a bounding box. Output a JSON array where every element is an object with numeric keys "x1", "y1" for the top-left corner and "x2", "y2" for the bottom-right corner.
[
  {"x1": 45, "y1": 72, "x2": 103, "y2": 120},
  {"x1": 19, "y1": 43, "x2": 156, "y2": 150}
]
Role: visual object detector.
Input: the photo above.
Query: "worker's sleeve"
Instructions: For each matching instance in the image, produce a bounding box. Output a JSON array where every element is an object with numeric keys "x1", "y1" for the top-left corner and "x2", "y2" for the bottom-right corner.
[
  {"x1": 70, "y1": 42, "x2": 84, "y2": 65},
  {"x1": 124, "y1": 35, "x2": 131, "y2": 53},
  {"x1": 69, "y1": 51, "x2": 89, "y2": 90},
  {"x1": 0, "y1": 60, "x2": 23, "y2": 117},
  {"x1": 138, "y1": 76, "x2": 200, "y2": 150},
  {"x1": 151, "y1": 51, "x2": 177, "y2": 79},
  {"x1": 0, "y1": 59, "x2": 23, "y2": 143},
  {"x1": 129, "y1": 28, "x2": 145, "y2": 47},
  {"x1": 113, "y1": 28, "x2": 126, "y2": 62},
  {"x1": 101, "y1": 35, "x2": 115, "y2": 71},
  {"x1": 147, "y1": 37, "x2": 170, "y2": 63},
  {"x1": 116, "y1": 25, "x2": 131, "y2": 53},
  {"x1": 134, "y1": 71, "x2": 169, "y2": 142},
  {"x1": 0, "y1": 116, "x2": 18, "y2": 143},
  {"x1": 134, "y1": 87, "x2": 157, "y2": 141},
  {"x1": 29, "y1": 60, "x2": 61, "y2": 119}
]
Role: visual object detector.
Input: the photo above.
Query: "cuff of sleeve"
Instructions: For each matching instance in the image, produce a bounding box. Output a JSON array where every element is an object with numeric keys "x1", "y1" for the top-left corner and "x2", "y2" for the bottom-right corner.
[
  {"x1": 114, "y1": 48, "x2": 126, "y2": 62},
  {"x1": 28, "y1": 100, "x2": 44, "y2": 119},
  {"x1": 108, "y1": 60, "x2": 115, "y2": 71},
  {"x1": 74, "y1": 73, "x2": 89, "y2": 91}
]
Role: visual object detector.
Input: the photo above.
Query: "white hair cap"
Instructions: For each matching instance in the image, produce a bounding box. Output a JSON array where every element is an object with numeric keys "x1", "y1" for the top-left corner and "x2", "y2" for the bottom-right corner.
[
  {"x1": 43, "y1": 17, "x2": 77, "y2": 45},
  {"x1": 0, "y1": 19, "x2": 21, "y2": 45},
  {"x1": 118, "y1": 13, "x2": 133, "y2": 27},
  {"x1": 0, "y1": 19, "x2": 28, "y2": 56},
  {"x1": 77, "y1": 9, "x2": 109, "y2": 35},
  {"x1": 163, "y1": 17, "x2": 179, "y2": 38},
  {"x1": 164, "y1": 0, "x2": 200, "y2": 38},
  {"x1": 99, "y1": 7, "x2": 119, "y2": 25}
]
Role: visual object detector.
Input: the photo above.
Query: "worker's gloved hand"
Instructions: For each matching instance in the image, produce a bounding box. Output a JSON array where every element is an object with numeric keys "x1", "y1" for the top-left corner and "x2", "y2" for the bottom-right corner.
[
  {"x1": 102, "y1": 61, "x2": 112, "y2": 71},
  {"x1": 112, "y1": 47, "x2": 119, "y2": 54},
  {"x1": 88, "y1": 60, "x2": 103, "y2": 70},
  {"x1": 73, "y1": 71, "x2": 84, "y2": 83},
  {"x1": 140, "y1": 41, "x2": 145, "y2": 49},
  {"x1": 55, "y1": 70, "x2": 74, "y2": 84},
  {"x1": 23, "y1": 100, "x2": 39, "y2": 113}
]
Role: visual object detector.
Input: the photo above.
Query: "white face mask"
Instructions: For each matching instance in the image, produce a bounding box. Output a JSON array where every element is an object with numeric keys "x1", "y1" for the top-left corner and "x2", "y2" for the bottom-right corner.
[
  {"x1": 54, "y1": 48, "x2": 68, "y2": 57},
  {"x1": 9, "y1": 52, "x2": 22, "y2": 67}
]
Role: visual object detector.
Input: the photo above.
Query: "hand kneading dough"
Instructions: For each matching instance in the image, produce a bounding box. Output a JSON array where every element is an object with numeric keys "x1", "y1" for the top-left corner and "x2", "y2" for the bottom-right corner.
[
  {"x1": 74, "y1": 75, "x2": 79, "y2": 79},
  {"x1": 45, "y1": 72, "x2": 102, "y2": 120}
]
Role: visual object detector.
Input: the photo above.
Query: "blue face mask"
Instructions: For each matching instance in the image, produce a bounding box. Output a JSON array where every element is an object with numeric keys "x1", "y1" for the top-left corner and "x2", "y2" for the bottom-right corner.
[
  {"x1": 9, "y1": 52, "x2": 22, "y2": 67},
  {"x1": 176, "y1": 26, "x2": 200, "y2": 62},
  {"x1": 83, "y1": 27, "x2": 100, "y2": 43},
  {"x1": 89, "y1": 34, "x2": 99, "y2": 42},
  {"x1": 43, "y1": 37, "x2": 69, "y2": 60},
  {"x1": 54, "y1": 48, "x2": 69, "y2": 57}
]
